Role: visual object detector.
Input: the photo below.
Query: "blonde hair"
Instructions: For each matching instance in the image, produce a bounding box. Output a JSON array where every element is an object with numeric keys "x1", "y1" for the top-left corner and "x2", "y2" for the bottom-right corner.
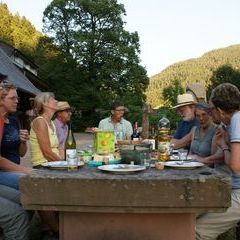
[{"x1": 34, "y1": 92, "x2": 55, "y2": 115}]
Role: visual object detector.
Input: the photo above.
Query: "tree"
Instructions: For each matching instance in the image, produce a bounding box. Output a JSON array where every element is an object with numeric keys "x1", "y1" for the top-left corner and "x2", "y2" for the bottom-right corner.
[
  {"x1": 0, "y1": 4, "x2": 13, "y2": 44},
  {"x1": 207, "y1": 65, "x2": 240, "y2": 97},
  {"x1": 43, "y1": 0, "x2": 149, "y2": 127},
  {"x1": 0, "y1": 3, "x2": 41, "y2": 57},
  {"x1": 11, "y1": 15, "x2": 41, "y2": 56},
  {"x1": 162, "y1": 80, "x2": 184, "y2": 107}
]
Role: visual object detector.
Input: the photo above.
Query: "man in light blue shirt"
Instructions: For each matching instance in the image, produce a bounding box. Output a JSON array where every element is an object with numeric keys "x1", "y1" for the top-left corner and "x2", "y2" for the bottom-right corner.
[{"x1": 98, "y1": 101, "x2": 133, "y2": 140}]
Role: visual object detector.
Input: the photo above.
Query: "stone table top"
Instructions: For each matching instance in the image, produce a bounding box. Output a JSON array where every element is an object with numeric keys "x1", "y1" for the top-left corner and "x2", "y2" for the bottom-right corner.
[{"x1": 20, "y1": 165, "x2": 231, "y2": 213}]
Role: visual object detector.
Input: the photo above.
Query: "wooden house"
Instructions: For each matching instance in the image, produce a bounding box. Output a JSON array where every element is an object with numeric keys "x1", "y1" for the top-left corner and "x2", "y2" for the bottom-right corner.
[{"x1": 0, "y1": 41, "x2": 48, "y2": 127}]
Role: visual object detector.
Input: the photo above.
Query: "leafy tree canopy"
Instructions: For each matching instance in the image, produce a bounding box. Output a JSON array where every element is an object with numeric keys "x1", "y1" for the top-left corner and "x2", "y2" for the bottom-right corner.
[
  {"x1": 162, "y1": 80, "x2": 184, "y2": 107},
  {"x1": 43, "y1": 0, "x2": 149, "y2": 126},
  {"x1": 207, "y1": 65, "x2": 240, "y2": 98}
]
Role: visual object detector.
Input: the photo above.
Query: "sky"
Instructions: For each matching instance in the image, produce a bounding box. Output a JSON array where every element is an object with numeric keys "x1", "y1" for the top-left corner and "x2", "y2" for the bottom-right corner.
[{"x1": 2, "y1": 0, "x2": 240, "y2": 76}]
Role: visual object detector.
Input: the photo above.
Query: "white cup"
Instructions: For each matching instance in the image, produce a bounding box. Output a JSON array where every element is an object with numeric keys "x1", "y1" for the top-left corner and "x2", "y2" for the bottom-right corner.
[{"x1": 67, "y1": 155, "x2": 78, "y2": 172}]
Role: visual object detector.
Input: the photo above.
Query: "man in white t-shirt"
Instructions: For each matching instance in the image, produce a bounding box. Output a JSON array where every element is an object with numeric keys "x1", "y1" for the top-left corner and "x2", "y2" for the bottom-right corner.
[{"x1": 196, "y1": 83, "x2": 240, "y2": 240}]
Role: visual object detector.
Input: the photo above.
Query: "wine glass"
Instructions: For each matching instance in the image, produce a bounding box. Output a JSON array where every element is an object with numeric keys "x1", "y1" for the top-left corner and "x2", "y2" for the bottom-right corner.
[
  {"x1": 115, "y1": 131, "x2": 124, "y2": 141},
  {"x1": 178, "y1": 149, "x2": 188, "y2": 165}
]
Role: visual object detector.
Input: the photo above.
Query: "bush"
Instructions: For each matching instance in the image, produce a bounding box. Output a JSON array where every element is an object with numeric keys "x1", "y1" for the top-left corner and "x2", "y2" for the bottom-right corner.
[{"x1": 149, "y1": 107, "x2": 181, "y2": 131}]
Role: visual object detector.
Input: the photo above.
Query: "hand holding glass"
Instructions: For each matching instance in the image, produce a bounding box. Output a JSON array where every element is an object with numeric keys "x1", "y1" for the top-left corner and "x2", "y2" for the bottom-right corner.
[{"x1": 19, "y1": 129, "x2": 29, "y2": 142}]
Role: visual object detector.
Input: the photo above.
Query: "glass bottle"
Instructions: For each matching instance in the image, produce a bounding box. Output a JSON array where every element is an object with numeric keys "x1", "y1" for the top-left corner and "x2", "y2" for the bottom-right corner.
[
  {"x1": 131, "y1": 121, "x2": 140, "y2": 140},
  {"x1": 65, "y1": 122, "x2": 77, "y2": 160},
  {"x1": 148, "y1": 126, "x2": 157, "y2": 150},
  {"x1": 157, "y1": 115, "x2": 171, "y2": 161}
]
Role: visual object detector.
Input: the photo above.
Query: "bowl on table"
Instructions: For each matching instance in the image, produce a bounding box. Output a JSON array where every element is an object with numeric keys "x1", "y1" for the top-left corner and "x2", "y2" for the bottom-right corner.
[{"x1": 118, "y1": 142, "x2": 152, "y2": 165}]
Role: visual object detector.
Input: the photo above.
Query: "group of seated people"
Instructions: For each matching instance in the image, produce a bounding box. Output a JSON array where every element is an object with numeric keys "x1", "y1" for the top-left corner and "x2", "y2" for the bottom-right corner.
[
  {"x1": 0, "y1": 81, "x2": 240, "y2": 240},
  {"x1": 170, "y1": 89, "x2": 240, "y2": 240},
  {"x1": 0, "y1": 87, "x2": 73, "y2": 239},
  {"x1": 0, "y1": 87, "x2": 134, "y2": 239},
  {"x1": 170, "y1": 93, "x2": 224, "y2": 166}
]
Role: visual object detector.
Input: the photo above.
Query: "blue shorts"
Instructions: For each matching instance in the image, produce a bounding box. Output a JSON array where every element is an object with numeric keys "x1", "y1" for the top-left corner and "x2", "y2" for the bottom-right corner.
[{"x1": 0, "y1": 171, "x2": 25, "y2": 190}]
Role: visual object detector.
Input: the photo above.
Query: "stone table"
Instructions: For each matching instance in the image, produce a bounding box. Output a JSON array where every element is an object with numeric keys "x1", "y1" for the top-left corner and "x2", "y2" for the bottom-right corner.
[{"x1": 20, "y1": 165, "x2": 231, "y2": 240}]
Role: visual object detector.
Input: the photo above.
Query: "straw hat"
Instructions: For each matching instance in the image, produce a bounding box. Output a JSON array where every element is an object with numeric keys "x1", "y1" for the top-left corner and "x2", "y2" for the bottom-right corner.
[
  {"x1": 173, "y1": 93, "x2": 197, "y2": 109},
  {"x1": 57, "y1": 101, "x2": 72, "y2": 111}
]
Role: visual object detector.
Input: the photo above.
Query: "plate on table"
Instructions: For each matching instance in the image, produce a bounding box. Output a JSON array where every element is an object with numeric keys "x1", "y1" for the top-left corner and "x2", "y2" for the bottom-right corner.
[
  {"x1": 164, "y1": 161, "x2": 204, "y2": 169},
  {"x1": 41, "y1": 161, "x2": 84, "y2": 169},
  {"x1": 170, "y1": 155, "x2": 192, "y2": 161},
  {"x1": 144, "y1": 160, "x2": 156, "y2": 168},
  {"x1": 98, "y1": 164, "x2": 146, "y2": 174}
]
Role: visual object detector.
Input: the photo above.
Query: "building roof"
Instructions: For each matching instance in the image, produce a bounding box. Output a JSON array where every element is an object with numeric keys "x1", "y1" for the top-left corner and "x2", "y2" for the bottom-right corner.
[
  {"x1": 0, "y1": 42, "x2": 38, "y2": 69},
  {"x1": 186, "y1": 82, "x2": 206, "y2": 101},
  {"x1": 0, "y1": 48, "x2": 41, "y2": 95}
]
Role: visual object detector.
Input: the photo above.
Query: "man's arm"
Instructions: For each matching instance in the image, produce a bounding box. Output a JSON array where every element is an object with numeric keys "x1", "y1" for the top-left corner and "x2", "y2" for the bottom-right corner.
[
  {"x1": 171, "y1": 130, "x2": 193, "y2": 149},
  {"x1": 126, "y1": 121, "x2": 133, "y2": 140},
  {"x1": 98, "y1": 119, "x2": 104, "y2": 129}
]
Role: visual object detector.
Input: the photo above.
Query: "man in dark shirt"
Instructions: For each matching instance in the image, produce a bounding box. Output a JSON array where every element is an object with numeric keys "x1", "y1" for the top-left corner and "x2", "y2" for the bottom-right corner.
[{"x1": 171, "y1": 93, "x2": 198, "y2": 148}]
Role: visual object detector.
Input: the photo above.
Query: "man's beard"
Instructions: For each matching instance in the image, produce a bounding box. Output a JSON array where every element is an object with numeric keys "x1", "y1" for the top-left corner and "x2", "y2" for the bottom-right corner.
[{"x1": 182, "y1": 116, "x2": 193, "y2": 121}]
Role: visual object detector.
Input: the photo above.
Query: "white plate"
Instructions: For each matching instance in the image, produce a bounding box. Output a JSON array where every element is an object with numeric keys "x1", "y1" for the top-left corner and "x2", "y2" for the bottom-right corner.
[
  {"x1": 170, "y1": 155, "x2": 192, "y2": 161},
  {"x1": 98, "y1": 164, "x2": 146, "y2": 174},
  {"x1": 144, "y1": 163, "x2": 156, "y2": 168},
  {"x1": 164, "y1": 161, "x2": 204, "y2": 169},
  {"x1": 41, "y1": 161, "x2": 84, "y2": 169}
]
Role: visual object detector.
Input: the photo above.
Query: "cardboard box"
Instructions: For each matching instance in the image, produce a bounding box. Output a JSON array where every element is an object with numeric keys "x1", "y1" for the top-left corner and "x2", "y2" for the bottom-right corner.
[{"x1": 94, "y1": 131, "x2": 115, "y2": 154}]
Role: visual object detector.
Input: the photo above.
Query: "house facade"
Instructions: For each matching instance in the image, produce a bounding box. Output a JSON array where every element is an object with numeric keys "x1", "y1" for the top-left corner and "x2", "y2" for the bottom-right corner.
[{"x1": 0, "y1": 41, "x2": 48, "y2": 128}]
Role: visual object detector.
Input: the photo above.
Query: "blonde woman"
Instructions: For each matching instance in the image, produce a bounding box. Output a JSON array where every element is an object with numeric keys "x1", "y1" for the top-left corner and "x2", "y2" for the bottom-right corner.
[
  {"x1": 30, "y1": 92, "x2": 61, "y2": 235},
  {"x1": 30, "y1": 92, "x2": 63, "y2": 167}
]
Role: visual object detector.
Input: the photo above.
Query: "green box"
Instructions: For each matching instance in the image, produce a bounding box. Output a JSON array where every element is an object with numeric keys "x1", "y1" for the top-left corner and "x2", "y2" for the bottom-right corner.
[{"x1": 94, "y1": 131, "x2": 115, "y2": 154}]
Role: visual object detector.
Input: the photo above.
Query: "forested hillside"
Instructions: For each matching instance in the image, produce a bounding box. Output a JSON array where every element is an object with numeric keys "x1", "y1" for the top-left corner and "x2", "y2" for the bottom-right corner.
[
  {"x1": 146, "y1": 44, "x2": 240, "y2": 107},
  {"x1": 0, "y1": 3, "x2": 41, "y2": 56}
]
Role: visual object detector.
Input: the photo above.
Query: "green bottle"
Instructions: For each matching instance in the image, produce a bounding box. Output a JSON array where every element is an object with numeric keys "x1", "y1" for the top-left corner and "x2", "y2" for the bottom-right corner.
[{"x1": 65, "y1": 122, "x2": 77, "y2": 160}]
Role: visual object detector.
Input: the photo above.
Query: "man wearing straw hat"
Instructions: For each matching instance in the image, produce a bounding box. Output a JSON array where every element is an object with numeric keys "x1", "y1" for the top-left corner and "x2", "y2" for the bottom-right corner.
[
  {"x1": 171, "y1": 93, "x2": 198, "y2": 147},
  {"x1": 54, "y1": 101, "x2": 73, "y2": 148}
]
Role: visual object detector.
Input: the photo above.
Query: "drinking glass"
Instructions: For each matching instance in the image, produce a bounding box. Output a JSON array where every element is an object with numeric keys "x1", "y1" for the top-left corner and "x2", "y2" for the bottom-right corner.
[
  {"x1": 168, "y1": 143, "x2": 175, "y2": 155},
  {"x1": 140, "y1": 152, "x2": 151, "y2": 167},
  {"x1": 115, "y1": 131, "x2": 124, "y2": 141},
  {"x1": 67, "y1": 154, "x2": 78, "y2": 172},
  {"x1": 178, "y1": 149, "x2": 188, "y2": 164}
]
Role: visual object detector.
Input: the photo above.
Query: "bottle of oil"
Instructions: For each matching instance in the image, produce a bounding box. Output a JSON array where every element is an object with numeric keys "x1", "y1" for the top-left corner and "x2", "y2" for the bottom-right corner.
[
  {"x1": 157, "y1": 115, "x2": 171, "y2": 161},
  {"x1": 65, "y1": 122, "x2": 77, "y2": 160}
]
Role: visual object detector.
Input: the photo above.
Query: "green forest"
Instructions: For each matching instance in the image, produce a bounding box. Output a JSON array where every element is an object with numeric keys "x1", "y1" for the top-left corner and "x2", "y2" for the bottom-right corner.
[{"x1": 146, "y1": 44, "x2": 240, "y2": 108}]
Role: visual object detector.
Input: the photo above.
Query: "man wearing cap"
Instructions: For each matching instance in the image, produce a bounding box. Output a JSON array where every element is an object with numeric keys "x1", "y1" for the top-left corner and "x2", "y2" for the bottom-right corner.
[
  {"x1": 171, "y1": 93, "x2": 198, "y2": 147},
  {"x1": 53, "y1": 101, "x2": 73, "y2": 148}
]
